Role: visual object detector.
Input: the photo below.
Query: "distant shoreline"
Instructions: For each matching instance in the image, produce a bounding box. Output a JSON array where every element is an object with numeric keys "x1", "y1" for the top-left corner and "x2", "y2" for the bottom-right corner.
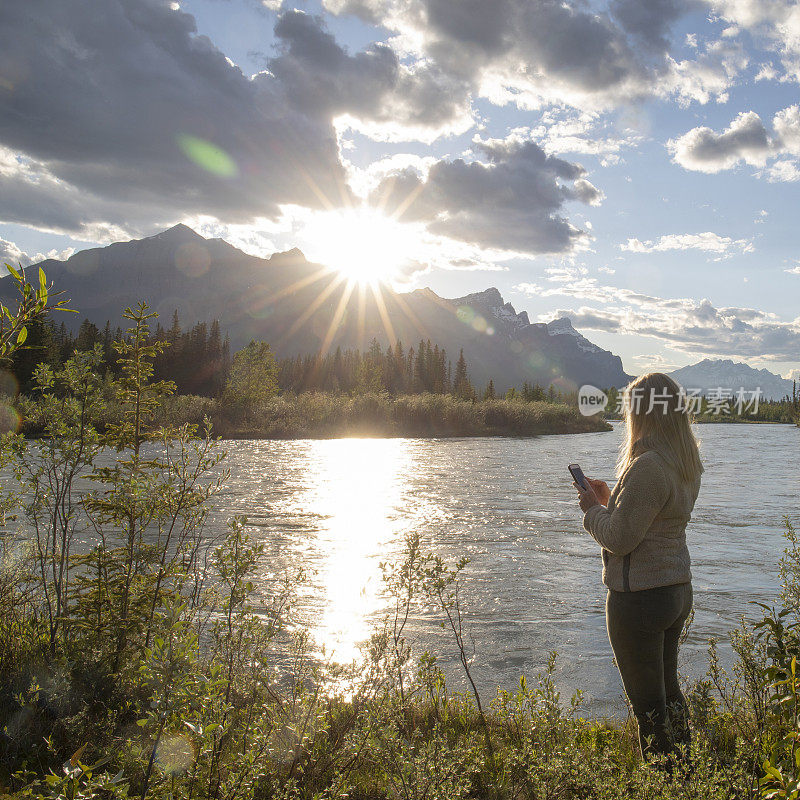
[
  {"x1": 22, "y1": 392, "x2": 612, "y2": 440},
  {"x1": 604, "y1": 414, "x2": 797, "y2": 425}
]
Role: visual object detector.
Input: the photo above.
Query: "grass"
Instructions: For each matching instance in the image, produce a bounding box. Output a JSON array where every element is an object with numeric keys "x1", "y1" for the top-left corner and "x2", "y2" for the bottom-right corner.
[{"x1": 153, "y1": 392, "x2": 613, "y2": 439}]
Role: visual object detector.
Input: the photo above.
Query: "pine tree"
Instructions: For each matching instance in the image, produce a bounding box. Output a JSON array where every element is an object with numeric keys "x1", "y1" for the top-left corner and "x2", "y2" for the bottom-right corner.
[
  {"x1": 453, "y1": 349, "x2": 472, "y2": 400},
  {"x1": 75, "y1": 319, "x2": 101, "y2": 352}
]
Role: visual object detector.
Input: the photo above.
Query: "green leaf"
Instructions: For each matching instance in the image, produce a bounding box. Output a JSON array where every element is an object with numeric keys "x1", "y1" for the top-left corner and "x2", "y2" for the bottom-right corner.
[
  {"x1": 16, "y1": 326, "x2": 27, "y2": 345},
  {"x1": 5, "y1": 263, "x2": 21, "y2": 281}
]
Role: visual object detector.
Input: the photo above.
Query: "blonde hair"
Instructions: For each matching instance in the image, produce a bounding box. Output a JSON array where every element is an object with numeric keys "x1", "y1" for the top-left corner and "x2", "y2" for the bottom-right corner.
[{"x1": 616, "y1": 372, "x2": 704, "y2": 484}]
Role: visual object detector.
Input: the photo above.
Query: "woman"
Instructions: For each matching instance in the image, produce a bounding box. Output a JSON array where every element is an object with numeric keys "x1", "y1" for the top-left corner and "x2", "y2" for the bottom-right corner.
[{"x1": 574, "y1": 372, "x2": 703, "y2": 765}]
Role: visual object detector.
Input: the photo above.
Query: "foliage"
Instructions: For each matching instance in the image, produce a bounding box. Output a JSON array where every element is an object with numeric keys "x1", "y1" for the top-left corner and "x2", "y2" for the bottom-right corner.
[
  {"x1": 0, "y1": 263, "x2": 75, "y2": 364},
  {"x1": 223, "y1": 340, "x2": 279, "y2": 406}
]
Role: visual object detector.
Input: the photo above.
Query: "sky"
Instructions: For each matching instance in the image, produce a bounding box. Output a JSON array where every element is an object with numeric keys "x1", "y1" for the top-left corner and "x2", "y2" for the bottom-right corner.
[{"x1": 1, "y1": 0, "x2": 799, "y2": 379}]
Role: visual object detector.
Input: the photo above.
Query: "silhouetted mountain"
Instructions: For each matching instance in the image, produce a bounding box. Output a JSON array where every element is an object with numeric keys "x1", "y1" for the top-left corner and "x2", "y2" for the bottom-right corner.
[
  {"x1": 11, "y1": 225, "x2": 633, "y2": 392},
  {"x1": 669, "y1": 358, "x2": 794, "y2": 402}
]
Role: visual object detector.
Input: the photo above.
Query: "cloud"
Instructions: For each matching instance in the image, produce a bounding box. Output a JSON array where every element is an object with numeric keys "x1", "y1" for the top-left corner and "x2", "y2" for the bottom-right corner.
[
  {"x1": 526, "y1": 111, "x2": 644, "y2": 164},
  {"x1": 668, "y1": 111, "x2": 771, "y2": 172},
  {"x1": 0, "y1": 0, "x2": 483, "y2": 241},
  {"x1": 631, "y1": 352, "x2": 682, "y2": 371},
  {"x1": 620, "y1": 231, "x2": 754, "y2": 258},
  {"x1": 269, "y1": 9, "x2": 474, "y2": 141},
  {"x1": 515, "y1": 276, "x2": 800, "y2": 360},
  {"x1": 772, "y1": 103, "x2": 800, "y2": 153},
  {"x1": 660, "y1": 36, "x2": 747, "y2": 106},
  {"x1": 0, "y1": 236, "x2": 74, "y2": 268},
  {"x1": 610, "y1": 0, "x2": 696, "y2": 53},
  {"x1": 323, "y1": 0, "x2": 728, "y2": 111},
  {"x1": 0, "y1": 0, "x2": 364, "y2": 237},
  {"x1": 668, "y1": 103, "x2": 800, "y2": 178},
  {"x1": 0, "y1": 238, "x2": 31, "y2": 267},
  {"x1": 370, "y1": 135, "x2": 602, "y2": 255},
  {"x1": 708, "y1": 0, "x2": 800, "y2": 81}
]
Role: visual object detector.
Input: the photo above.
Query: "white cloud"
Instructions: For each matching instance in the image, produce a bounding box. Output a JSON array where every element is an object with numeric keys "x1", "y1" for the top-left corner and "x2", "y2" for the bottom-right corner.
[
  {"x1": 0, "y1": 237, "x2": 74, "y2": 268},
  {"x1": 515, "y1": 276, "x2": 800, "y2": 359},
  {"x1": 709, "y1": 0, "x2": 800, "y2": 82},
  {"x1": 766, "y1": 160, "x2": 800, "y2": 181},
  {"x1": 525, "y1": 111, "x2": 643, "y2": 164},
  {"x1": 660, "y1": 37, "x2": 747, "y2": 107},
  {"x1": 667, "y1": 103, "x2": 800, "y2": 178},
  {"x1": 668, "y1": 111, "x2": 772, "y2": 172},
  {"x1": 620, "y1": 231, "x2": 753, "y2": 258},
  {"x1": 0, "y1": 238, "x2": 30, "y2": 267}
]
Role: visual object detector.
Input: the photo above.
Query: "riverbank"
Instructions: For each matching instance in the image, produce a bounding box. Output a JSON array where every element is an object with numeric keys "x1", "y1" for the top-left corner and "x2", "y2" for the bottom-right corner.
[{"x1": 20, "y1": 391, "x2": 612, "y2": 438}]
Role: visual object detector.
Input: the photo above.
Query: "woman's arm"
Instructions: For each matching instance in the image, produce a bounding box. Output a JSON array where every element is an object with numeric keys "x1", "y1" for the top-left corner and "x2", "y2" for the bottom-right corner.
[{"x1": 581, "y1": 453, "x2": 670, "y2": 556}]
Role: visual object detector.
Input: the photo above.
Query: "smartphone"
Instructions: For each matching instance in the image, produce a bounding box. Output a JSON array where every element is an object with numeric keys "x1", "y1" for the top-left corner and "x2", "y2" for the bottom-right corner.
[{"x1": 568, "y1": 463, "x2": 589, "y2": 491}]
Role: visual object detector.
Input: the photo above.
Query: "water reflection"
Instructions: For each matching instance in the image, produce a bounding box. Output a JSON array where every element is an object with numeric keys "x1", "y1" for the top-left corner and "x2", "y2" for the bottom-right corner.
[{"x1": 292, "y1": 438, "x2": 415, "y2": 663}]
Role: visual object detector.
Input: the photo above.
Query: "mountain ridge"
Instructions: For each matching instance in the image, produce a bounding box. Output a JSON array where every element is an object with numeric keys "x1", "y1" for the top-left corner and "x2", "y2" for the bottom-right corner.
[
  {"x1": 668, "y1": 358, "x2": 794, "y2": 401},
  {"x1": 9, "y1": 225, "x2": 634, "y2": 393}
]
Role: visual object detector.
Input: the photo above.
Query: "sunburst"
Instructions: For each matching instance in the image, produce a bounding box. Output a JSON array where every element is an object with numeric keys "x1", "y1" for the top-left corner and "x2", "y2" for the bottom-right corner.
[{"x1": 300, "y1": 207, "x2": 417, "y2": 287}]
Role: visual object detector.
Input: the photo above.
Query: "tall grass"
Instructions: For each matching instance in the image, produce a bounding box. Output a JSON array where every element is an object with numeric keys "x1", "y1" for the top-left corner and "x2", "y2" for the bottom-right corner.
[{"x1": 144, "y1": 391, "x2": 611, "y2": 438}]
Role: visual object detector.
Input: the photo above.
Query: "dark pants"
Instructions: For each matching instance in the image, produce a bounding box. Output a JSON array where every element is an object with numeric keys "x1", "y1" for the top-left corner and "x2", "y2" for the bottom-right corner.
[{"x1": 606, "y1": 582, "x2": 693, "y2": 762}]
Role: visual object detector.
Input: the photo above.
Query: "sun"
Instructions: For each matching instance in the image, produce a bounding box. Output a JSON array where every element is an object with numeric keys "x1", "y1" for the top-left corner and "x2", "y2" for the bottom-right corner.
[{"x1": 300, "y1": 207, "x2": 416, "y2": 286}]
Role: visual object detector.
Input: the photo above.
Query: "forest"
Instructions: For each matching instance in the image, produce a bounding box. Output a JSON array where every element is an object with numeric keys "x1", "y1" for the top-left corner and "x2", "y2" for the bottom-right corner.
[
  {"x1": 8, "y1": 312, "x2": 582, "y2": 404},
  {"x1": 6, "y1": 311, "x2": 798, "y2": 438}
]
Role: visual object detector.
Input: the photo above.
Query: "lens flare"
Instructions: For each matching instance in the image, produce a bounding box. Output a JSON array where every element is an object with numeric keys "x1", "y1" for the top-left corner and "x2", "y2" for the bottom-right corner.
[
  {"x1": 0, "y1": 403, "x2": 20, "y2": 434},
  {"x1": 175, "y1": 242, "x2": 211, "y2": 277},
  {"x1": 177, "y1": 134, "x2": 238, "y2": 178}
]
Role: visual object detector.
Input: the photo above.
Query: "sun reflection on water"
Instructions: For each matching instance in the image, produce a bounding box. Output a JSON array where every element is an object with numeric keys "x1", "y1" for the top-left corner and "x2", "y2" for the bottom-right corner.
[{"x1": 295, "y1": 438, "x2": 419, "y2": 664}]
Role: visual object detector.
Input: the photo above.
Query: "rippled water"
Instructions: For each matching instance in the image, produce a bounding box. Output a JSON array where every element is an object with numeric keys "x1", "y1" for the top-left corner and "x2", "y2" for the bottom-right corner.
[{"x1": 207, "y1": 421, "x2": 800, "y2": 718}]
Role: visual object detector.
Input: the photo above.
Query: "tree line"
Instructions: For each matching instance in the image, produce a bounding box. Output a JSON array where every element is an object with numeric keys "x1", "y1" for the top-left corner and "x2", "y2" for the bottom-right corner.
[
  {"x1": 9, "y1": 315, "x2": 580, "y2": 406},
  {"x1": 9, "y1": 312, "x2": 231, "y2": 397},
  {"x1": 277, "y1": 339, "x2": 475, "y2": 398}
]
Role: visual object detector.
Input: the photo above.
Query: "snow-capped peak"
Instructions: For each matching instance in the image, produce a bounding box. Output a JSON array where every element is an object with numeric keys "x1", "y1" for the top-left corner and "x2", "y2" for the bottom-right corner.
[{"x1": 546, "y1": 316, "x2": 601, "y2": 353}]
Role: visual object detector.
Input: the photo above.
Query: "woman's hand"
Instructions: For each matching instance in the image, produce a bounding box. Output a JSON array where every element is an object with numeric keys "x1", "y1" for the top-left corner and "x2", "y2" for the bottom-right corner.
[
  {"x1": 574, "y1": 480, "x2": 601, "y2": 513},
  {"x1": 587, "y1": 477, "x2": 610, "y2": 506}
]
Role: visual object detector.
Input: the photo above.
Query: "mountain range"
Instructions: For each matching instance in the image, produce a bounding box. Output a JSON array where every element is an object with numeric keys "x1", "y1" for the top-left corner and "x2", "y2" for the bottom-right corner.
[
  {"x1": 5, "y1": 224, "x2": 634, "y2": 393},
  {"x1": 5, "y1": 225, "x2": 794, "y2": 399},
  {"x1": 668, "y1": 359, "x2": 796, "y2": 402}
]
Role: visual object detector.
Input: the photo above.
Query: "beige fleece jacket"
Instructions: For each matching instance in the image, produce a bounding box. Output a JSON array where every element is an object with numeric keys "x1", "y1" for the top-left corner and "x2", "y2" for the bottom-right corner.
[{"x1": 582, "y1": 447, "x2": 701, "y2": 592}]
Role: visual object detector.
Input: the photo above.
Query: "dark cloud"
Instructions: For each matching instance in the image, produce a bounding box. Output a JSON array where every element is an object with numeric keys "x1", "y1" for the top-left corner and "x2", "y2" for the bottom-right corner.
[
  {"x1": 324, "y1": 0, "x2": 699, "y2": 106},
  {"x1": 0, "y1": 0, "x2": 354, "y2": 233},
  {"x1": 370, "y1": 137, "x2": 600, "y2": 254},
  {"x1": 269, "y1": 10, "x2": 470, "y2": 132},
  {"x1": 0, "y1": 0, "x2": 476, "y2": 240},
  {"x1": 610, "y1": 0, "x2": 694, "y2": 52}
]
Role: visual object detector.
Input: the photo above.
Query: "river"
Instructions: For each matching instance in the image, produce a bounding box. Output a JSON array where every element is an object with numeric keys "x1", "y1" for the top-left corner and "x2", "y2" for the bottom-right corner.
[{"x1": 203, "y1": 422, "x2": 799, "y2": 717}]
